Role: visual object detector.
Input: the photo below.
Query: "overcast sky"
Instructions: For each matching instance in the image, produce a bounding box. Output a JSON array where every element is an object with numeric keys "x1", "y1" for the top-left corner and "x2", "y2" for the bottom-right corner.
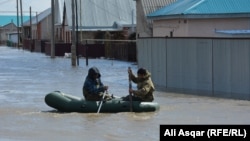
[{"x1": 0, "y1": 0, "x2": 51, "y2": 15}]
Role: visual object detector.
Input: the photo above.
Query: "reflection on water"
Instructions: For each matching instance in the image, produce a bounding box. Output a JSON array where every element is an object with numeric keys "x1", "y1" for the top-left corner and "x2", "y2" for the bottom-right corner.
[{"x1": 1, "y1": 46, "x2": 250, "y2": 141}]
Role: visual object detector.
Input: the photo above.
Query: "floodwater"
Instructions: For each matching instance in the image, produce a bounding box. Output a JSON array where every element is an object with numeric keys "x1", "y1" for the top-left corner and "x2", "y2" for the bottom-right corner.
[{"x1": 1, "y1": 46, "x2": 250, "y2": 141}]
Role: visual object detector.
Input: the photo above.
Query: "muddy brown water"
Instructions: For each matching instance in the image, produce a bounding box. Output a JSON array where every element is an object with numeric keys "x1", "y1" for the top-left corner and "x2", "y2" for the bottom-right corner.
[{"x1": 1, "y1": 46, "x2": 250, "y2": 141}]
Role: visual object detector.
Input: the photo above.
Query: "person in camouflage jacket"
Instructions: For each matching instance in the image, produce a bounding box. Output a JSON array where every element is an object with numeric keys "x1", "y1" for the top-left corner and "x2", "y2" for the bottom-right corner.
[{"x1": 123, "y1": 67, "x2": 155, "y2": 102}]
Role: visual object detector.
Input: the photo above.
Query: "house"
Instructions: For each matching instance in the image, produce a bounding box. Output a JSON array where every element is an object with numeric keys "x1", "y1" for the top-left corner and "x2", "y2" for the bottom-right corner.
[
  {"x1": 147, "y1": 0, "x2": 250, "y2": 37},
  {"x1": 0, "y1": 15, "x2": 30, "y2": 44},
  {"x1": 23, "y1": 8, "x2": 51, "y2": 40},
  {"x1": 0, "y1": 22, "x2": 17, "y2": 44},
  {"x1": 21, "y1": 8, "x2": 51, "y2": 51},
  {"x1": 134, "y1": 0, "x2": 177, "y2": 37},
  {"x1": 44, "y1": 0, "x2": 138, "y2": 60},
  {"x1": 135, "y1": 0, "x2": 250, "y2": 100},
  {"x1": 55, "y1": 0, "x2": 137, "y2": 43},
  {"x1": 19, "y1": 0, "x2": 137, "y2": 61}
]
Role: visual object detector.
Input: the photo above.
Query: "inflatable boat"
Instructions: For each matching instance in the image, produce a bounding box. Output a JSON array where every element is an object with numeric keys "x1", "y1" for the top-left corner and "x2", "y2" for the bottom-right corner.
[{"x1": 44, "y1": 91, "x2": 160, "y2": 113}]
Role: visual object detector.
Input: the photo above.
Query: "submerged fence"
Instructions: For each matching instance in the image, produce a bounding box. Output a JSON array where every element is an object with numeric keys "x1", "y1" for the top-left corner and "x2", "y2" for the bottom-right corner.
[
  {"x1": 137, "y1": 38, "x2": 250, "y2": 100},
  {"x1": 22, "y1": 39, "x2": 137, "y2": 62}
]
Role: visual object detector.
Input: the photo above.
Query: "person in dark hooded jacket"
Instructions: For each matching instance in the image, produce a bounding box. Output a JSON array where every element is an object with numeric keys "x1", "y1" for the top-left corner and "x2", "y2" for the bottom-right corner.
[
  {"x1": 83, "y1": 67, "x2": 111, "y2": 101},
  {"x1": 123, "y1": 67, "x2": 155, "y2": 102}
]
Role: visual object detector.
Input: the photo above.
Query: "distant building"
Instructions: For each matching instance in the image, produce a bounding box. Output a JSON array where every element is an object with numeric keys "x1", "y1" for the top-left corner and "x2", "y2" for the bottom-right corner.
[
  {"x1": 147, "y1": 0, "x2": 250, "y2": 37},
  {"x1": 55, "y1": 0, "x2": 137, "y2": 43},
  {"x1": 0, "y1": 15, "x2": 29, "y2": 44},
  {"x1": 23, "y1": 8, "x2": 51, "y2": 40},
  {"x1": 134, "y1": 0, "x2": 176, "y2": 37},
  {"x1": 0, "y1": 22, "x2": 17, "y2": 44}
]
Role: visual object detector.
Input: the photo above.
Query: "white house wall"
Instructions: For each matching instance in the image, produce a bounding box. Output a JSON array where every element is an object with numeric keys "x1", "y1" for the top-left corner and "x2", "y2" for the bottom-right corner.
[
  {"x1": 152, "y1": 18, "x2": 250, "y2": 37},
  {"x1": 41, "y1": 14, "x2": 52, "y2": 40},
  {"x1": 8, "y1": 33, "x2": 18, "y2": 43}
]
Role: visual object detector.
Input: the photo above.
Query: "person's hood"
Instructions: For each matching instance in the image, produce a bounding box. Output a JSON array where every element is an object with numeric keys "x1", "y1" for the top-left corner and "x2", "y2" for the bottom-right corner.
[{"x1": 87, "y1": 67, "x2": 101, "y2": 79}]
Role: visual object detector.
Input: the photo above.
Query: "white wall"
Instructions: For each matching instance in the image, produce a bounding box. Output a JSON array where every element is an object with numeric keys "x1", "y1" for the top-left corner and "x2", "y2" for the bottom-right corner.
[
  {"x1": 152, "y1": 18, "x2": 250, "y2": 37},
  {"x1": 8, "y1": 33, "x2": 18, "y2": 43}
]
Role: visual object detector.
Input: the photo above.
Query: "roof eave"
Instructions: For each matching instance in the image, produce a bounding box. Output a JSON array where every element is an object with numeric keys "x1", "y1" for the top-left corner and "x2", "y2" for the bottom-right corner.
[
  {"x1": 147, "y1": 13, "x2": 250, "y2": 20},
  {"x1": 68, "y1": 26, "x2": 124, "y2": 32}
]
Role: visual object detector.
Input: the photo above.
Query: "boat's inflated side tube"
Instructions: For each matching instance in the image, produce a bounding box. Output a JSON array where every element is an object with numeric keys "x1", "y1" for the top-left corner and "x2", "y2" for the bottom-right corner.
[
  {"x1": 45, "y1": 91, "x2": 101, "y2": 112},
  {"x1": 45, "y1": 91, "x2": 72, "y2": 112},
  {"x1": 45, "y1": 91, "x2": 160, "y2": 113},
  {"x1": 133, "y1": 102, "x2": 160, "y2": 112}
]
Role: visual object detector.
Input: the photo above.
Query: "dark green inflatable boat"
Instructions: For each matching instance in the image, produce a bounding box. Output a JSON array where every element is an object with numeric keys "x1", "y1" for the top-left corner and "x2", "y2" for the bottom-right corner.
[{"x1": 45, "y1": 91, "x2": 160, "y2": 113}]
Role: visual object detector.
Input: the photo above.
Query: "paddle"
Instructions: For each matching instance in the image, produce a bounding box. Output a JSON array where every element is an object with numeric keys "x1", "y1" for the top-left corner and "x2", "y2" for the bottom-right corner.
[
  {"x1": 97, "y1": 90, "x2": 106, "y2": 113},
  {"x1": 128, "y1": 67, "x2": 133, "y2": 112}
]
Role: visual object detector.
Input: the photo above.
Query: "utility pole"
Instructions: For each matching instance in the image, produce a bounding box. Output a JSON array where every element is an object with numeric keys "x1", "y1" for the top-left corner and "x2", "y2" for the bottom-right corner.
[
  {"x1": 51, "y1": 0, "x2": 55, "y2": 58},
  {"x1": 29, "y1": 6, "x2": 32, "y2": 39},
  {"x1": 20, "y1": 0, "x2": 24, "y2": 47},
  {"x1": 80, "y1": 0, "x2": 82, "y2": 43},
  {"x1": 75, "y1": 0, "x2": 79, "y2": 66},
  {"x1": 71, "y1": 0, "x2": 77, "y2": 66},
  {"x1": 16, "y1": 0, "x2": 20, "y2": 48},
  {"x1": 36, "y1": 12, "x2": 38, "y2": 39}
]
